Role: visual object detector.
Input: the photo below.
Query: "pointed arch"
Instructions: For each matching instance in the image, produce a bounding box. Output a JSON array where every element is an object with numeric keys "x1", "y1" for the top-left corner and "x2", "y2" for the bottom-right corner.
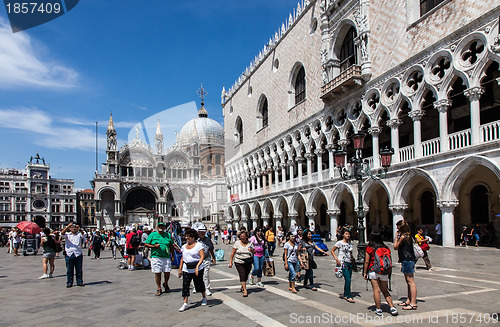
[
  {"x1": 307, "y1": 188, "x2": 329, "y2": 213},
  {"x1": 330, "y1": 182, "x2": 356, "y2": 209},
  {"x1": 442, "y1": 155, "x2": 500, "y2": 201},
  {"x1": 392, "y1": 168, "x2": 440, "y2": 205},
  {"x1": 290, "y1": 192, "x2": 306, "y2": 215},
  {"x1": 362, "y1": 179, "x2": 391, "y2": 208}
]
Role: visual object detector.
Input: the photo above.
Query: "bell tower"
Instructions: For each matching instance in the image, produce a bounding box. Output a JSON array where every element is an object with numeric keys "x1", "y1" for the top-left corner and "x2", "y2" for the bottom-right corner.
[
  {"x1": 155, "y1": 118, "x2": 164, "y2": 155},
  {"x1": 106, "y1": 113, "x2": 118, "y2": 175}
]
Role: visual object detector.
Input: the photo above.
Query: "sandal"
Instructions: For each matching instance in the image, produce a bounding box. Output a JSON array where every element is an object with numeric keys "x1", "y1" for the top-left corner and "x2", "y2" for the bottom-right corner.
[
  {"x1": 397, "y1": 302, "x2": 410, "y2": 307},
  {"x1": 310, "y1": 287, "x2": 318, "y2": 291},
  {"x1": 402, "y1": 304, "x2": 418, "y2": 310},
  {"x1": 346, "y1": 298, "x2": 356, "y2": 303},
  {"x1": 242, "y1": 292, "x2": 248, "y2": 297},
  {"x1": 163, "y1": 283, "x2": 171, "y2": 293},
  {"x1": 155, "y1": 289, "x2": 162, "y2": 296}
]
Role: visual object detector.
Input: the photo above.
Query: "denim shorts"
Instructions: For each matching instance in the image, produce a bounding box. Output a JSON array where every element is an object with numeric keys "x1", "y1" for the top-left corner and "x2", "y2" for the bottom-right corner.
[{"x1": 401, "y1": 261, "x2": 415, "y2": 274}]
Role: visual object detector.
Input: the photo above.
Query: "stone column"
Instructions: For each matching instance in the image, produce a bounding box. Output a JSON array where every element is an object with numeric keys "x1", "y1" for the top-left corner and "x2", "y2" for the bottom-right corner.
[
  {"x1": 306, "y1": 153, "x2": 313, "y2": 184},
  {"x1": 275, "y1": 215, "x2": 283, "y2": 229},
  {"x1": 246, "y1": 178, "x2": 251, "y2": 197},
  {"x1": 289, "y1": 214, "x2": 298, "y2": 231},
  {"x1": 389, "y1": 204, "x2": 408, "y2": 241},
  {"x1": 281, "y1": 164, "x2": 287, "y2": 190},
  {"x1": 251, "y1": 177, "x2": 256, "y2": 193},
  {"x1": 262, "y1": 215, "x2": 270, "y2": 228},
  {"x1": 327, "y1": 209, "x2": 340, "y2": 241},
  {"x1": 437, "y1": 200, "x2": 459, "y2": 247},
  {"x1": 274, "y1": 167, "x2": 279, "y2": 192},
  {"x1": 434, "y1": 99, "x2": 451, "y2": 152},
  {"x1": 368, "y1": 126, "x2": 382, "y2": 169},
  {"x1": 251, "y1": 216, "x2": 258, "y2": 230},
  {"x1": 288, "y1": 161, "x2": 295, "y2": 188},
  {"x1": 327, "y1": 145, "x2": 335, "y2": 178},
  {"x1": 256, "y1": 173, "x2": 261, "y2": 191},
  {"x1": 234, "y1": 219, "x2": 240, "y2": 230},
  {"x1": 241, "y1": 217, "x2": 248, "y2": 229},
  {"x1": 226, "y1": 219, "x2": 233, "y2": 230},
  {"x1": 297, "y1": 157, "x2": 304, "y2": 185},
  {"x1": 306, "y1": 211, "x2": 316, "y2": 231},
  {"x1": 387, "y1": 119, "x2": 402, "y2": 164},
  {"x1": 315, "y1": 149, "x2": 324, "y2": 182},
  {"x1": 408, "y1": 110, "x2": 424, "y2": 158},
  {"x1": 464, "y1": 87, "x2": 485, "y2": 145}
]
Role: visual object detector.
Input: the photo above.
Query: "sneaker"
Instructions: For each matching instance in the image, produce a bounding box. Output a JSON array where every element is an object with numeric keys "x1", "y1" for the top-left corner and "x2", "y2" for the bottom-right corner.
[
  {"x1": 38, "y1": 274, "x2": 49, "y2": 280},
  {"x1": 375, "y1": 309, "x2": 383, "y2": 316},
  {"x1": 205, "y1": 290, "x2": 212, "y2": 296},
  {"x1": 193, "y1": 289, "x2": 197, "y2": 294},
  {"x1": 390, "y1": 307, "x2": 398, "y2": 316},
  {"x1": 249, "y1": 276, "x2": 255, "y2": 285},
  {"x1": 256, "y1": 282, "x2": 264, "y2": 287},
  {"x1": 201, "y1": 298, "x2": 207, "y2": 306},
  {"x1": 179, "y1": 303, "x2": 189, "y2": 312}
]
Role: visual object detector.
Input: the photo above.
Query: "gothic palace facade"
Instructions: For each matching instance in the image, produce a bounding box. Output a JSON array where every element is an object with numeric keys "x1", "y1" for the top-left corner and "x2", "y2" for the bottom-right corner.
[{"x1": 222, "y1": 0, "x2": 500, "y2": 246}]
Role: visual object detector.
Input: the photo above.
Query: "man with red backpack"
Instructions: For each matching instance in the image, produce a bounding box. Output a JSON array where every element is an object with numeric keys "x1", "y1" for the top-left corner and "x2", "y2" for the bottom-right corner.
[
  {"x1": 363, "y1": 232, "x2": 398, "y2": 317},
  {"x1": 126, "y1": 227, "x2": 141, "y2": 271}
]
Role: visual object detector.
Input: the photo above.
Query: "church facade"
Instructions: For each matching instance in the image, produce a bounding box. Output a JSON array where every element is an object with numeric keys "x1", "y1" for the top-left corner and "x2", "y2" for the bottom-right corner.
[
  {"x1": 222, "y1": 0, "x2": 500, "y2": 246},
  {"x1": 93, "y1": 101, "x2": 227, "y2": 229}
]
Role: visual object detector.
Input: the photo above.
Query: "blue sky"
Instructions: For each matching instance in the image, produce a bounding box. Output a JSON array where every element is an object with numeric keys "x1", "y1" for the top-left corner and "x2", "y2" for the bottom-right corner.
[{"x1": 0, "y1": 0, "x2": 301, "y2": 188}]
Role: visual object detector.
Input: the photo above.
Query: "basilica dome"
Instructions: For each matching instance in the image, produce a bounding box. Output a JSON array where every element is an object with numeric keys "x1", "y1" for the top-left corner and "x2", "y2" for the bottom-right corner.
[{"x1": 177, "y1": 103, "x2": 224, "y2": 146}]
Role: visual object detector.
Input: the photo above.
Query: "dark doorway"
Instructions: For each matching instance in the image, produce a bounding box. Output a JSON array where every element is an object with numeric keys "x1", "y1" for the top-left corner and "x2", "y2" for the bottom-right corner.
[
  {"x1": 421, "y1": 191, "x2": 435, "y2": 225},
  {"x1": 33, "y1": 216, "x2": 46, "y2": 228},
  {"x1": 470, "y1": 185, "x2": 489, "y2": 224},
  {"x1": 125, "y1": 189, "x2": 155, "y2": 211}
]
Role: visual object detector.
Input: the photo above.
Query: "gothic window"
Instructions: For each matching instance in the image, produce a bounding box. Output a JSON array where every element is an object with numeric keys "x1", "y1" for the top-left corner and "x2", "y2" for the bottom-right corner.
[
  {"x1": 340, "y1": 26, "x2": 357, "y2": 72},
  {"x1": 216, "y1": 166, "x2": 222, "y2": 175},
  {"x1": 207, "y1": 166, "x2": 212, "y2": 175},
  {"x1": 294, "y1": 66, "x2": 306, "y2": 104},
  {"x1": 262, "y1": 97, "x2": 269, "y2": 128},
  {"x1": 420, "y1": 0, "x2": 444, "y2": 16},
  {"x1": 215, "y1": 155, "x2": 221, "y2": 165},
  {"x1": 235, "y1": 116, "x2": 243, "y2": 144}
]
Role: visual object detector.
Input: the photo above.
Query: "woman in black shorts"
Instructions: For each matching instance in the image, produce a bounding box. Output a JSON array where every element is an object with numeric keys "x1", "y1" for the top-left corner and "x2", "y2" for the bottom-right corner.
[{"x1": 228, "y1": 230, "x2": 255, "y2": 297}]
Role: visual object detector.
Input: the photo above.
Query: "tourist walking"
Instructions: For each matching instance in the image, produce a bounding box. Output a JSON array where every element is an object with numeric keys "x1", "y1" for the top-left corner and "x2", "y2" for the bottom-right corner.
[
  {"x1": 228, "y1": 230, "x2": 255, "y2": 297},
  {"x1": 301, "y1": 229, "x2": 328, "y2": 291},
  {"x1": 364, "y1": 232, "x2": 398, "y2": 316},
  {"x1": 39, "y1": 228, "x2": 56, "y2": 279},
  {"x1": 265, "y1": 226, "x2": 276, "y2": 256},
  {"x1": 126, "y1": 228, "x2": 140, "y2": 270},
  {"x1": 107, "y1": 230, "x2": 118, "y2": 259},
  {"x1": 249, "y1": 227, "x2": 266, "y2": 287},
  {"x1": 394, "y1": 220, "x2": 417, "y2": 310},
  {"x1": 284, "y1": 232, "x2": 302, "y2": 293},
  {"x1": 415, "y1": 228, "x2": 433, "y2": 270},
  {"x1": 331, "y1": 228, "x2": 354, "y2": 301},
  {"x1": 470, "y1": 224, "x2": 481, "y2": 247},
  {"x1": 61, "y1": 223, "x2": 86, "y2": 288},
  {"x1": 435, "y1": 221, "x2": 442, "y2": 245},
  {"x1": 144, "y1": 222, "x2": 174, "y2": 296},
  {"x1": 91, "y1": 230, "x2": 104, "y2": 259},
  {"x1": 178, "y1": 228, "x2": 207, "y2": 312},
  {"x1": 11, "y1": 227, "x2": 22, "y2": 256},
  {"x1": 195, "y1": 224, "x2": 216, "y2": 296}
]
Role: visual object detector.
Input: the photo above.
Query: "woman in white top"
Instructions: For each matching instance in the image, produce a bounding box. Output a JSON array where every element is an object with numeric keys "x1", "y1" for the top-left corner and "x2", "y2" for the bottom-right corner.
[
  {"x1": 284, "y1": 232, "x2": 302, "y2": 293},
  {"x1": 331, "y1": 228, "x2": 355, "y2": 303},
  {"x1": 178, "y1": 228, "x2": 207, "y2": 312},
  {"x1": 229, "y1": 230, "x2": 255, "y2": 297}
]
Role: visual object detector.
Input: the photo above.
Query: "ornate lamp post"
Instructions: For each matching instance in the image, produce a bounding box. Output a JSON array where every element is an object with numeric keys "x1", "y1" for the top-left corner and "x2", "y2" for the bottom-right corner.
[{"x1": 333, "y1": 132, "x2": 394, "y2": 265}]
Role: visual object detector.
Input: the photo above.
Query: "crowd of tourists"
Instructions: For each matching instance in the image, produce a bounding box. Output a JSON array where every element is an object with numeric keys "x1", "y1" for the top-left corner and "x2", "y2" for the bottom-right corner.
[{"x1": 0, "y1": 218, "x2": 496, "y2": 316}]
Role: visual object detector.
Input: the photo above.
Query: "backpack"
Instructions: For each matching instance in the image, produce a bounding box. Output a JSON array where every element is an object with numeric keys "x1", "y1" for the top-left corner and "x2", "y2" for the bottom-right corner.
[
  {"x1": 130, "y1": 233, "x2": 141, "y2": 248},
  {"x1": 372, "y1": 246, "x2": 392, "y2": 275}
]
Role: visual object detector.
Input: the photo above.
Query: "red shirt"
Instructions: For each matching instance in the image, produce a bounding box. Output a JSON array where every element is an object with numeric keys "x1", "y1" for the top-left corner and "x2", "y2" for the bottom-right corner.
[
  {"x1": 126, "y1": 232, "x2": 137, "y2": 249},
  {"x1": 366, "y1": 246, "x2": 375, "y2": 271}
]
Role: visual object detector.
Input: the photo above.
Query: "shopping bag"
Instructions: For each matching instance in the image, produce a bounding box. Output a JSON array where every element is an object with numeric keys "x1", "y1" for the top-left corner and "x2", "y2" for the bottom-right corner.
[
  {"x1": 264, "y1": 258, "x2": 275, "y2": 277},
  {"x1": 299, "y1": 252, "x2": 309, "y2": 270}
]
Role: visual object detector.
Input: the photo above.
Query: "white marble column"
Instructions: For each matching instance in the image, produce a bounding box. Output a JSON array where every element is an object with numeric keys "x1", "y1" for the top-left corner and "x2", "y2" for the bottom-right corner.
[
  {"x1": 327, "y1": 145, "x2": 335, "y2": 178},
  {"x1": 289, "y1": 214, "x2": 298, "y2": 232},
  {"x1": 241, "y1": 218, "x2": 248, "y2": 229},
  {"x1": 328, "y1": 209, "x2": 340, "y2": 241},
  {"x1": 306, "y1": 154, "x2": 313, "y2": 185},
  {"x1": 434, "y1": 99, "x2": 451, "y2": 152},
  {"x1": 288, "y1": 161, "x2": 294, "y2": 188},
  {"x1": 368, "y1": 126, "x2": 382, "y2": 169},
  {"x1": 464, "y1": 87, "x2": 485, "y2": 145},
  {"x1": 387, "y1": 119, "x2": 402, "y2": 164},
  {"x1": 408, "y1": 110, "x2": 424, "y2": 158},
  {"x1": 297, "y1": 157, "x2": 304, "y2": 185},
  {"x1": 306, "y1": 212, "x2": 316, "y2": 231},
  {"x1": 274, "y1": 167, "x2": 279, "y2": 192},
  {"x1": 275, "y1": 215, "x2": 283, "y2": 229},
  {"x1": 315, "y1": 149, "x2": 324, "y2": 182},
  {"x1": 438, "y1": 200, "x2": 459, "y2": 247},
  {"x1": 262, "y1": 215, "x2": 270, "y2": 228},
  {"x1": 251, "y1": 216, "x2": 258, "y2": 230},
  {"x1": 281, "y1": 164, "x2": 287, "y2": 190},
  {"x1": 389, "y1": 204, "x2": 408, "y2": 241}
]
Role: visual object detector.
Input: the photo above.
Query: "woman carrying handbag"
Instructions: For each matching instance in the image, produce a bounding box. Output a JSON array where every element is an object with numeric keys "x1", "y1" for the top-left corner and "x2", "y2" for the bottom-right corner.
[{"x1": 300, "y1": 229, "x2": 328, "y2": 291}]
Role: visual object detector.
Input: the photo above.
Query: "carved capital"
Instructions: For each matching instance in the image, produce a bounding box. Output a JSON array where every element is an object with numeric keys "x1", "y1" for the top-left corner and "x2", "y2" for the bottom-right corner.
[
  {"x1": 305, "y1": 211, "x2": 316, "y2": 218},
  {"x1": 338, "y1": 139, "x2": 350, "y2": 147},
  {"x1": 433, "y1": 99, "x2": 452, "y2": 112},
  {"x1": 327, "y1": 209, "x2": 341, "y2": 216},
  {"x1": 408, "y1": 110, "x2": 425, "y2": 121},
  {"x1": 368, "y1": 126, "x2": 383, "y2": 135},
  {"x1": 387, "y1": 119, "x2": 403, "y2": 128},
  {"x1": 437, "y1": 200, "x2": 459, "y2": 210},
  {"x1": 388, "y1": 204, "x2": 408, "y2": 214},
  {"x1": 315, "y1": 149, "x2": 325, "y2": 155},
  {"x1": 274, "y1": 215, "x2": 283, "y2": 220},
  {"x1": 464, "y1": 87, "x2": 485, "y2": 102}
]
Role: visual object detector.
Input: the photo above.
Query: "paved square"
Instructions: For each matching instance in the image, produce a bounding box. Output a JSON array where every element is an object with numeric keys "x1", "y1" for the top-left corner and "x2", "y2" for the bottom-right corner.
[{"x1": 1, "y1": 243, "x2": 499, "y2": 326}]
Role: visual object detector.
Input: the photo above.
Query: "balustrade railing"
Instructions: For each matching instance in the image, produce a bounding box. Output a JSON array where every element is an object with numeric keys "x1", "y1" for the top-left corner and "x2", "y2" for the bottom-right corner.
[
  {"x1": 399, "y1": 145, "x2": 415, "y2": 163},
  {"x1": 422, "y1": 138, "x2": 440, "y2": 156},
  {"x1": 448, "y1": 129, "x2": 471, "y2": 150},
  {"x1": 481, "y1": 121, "x2": 500, "y2": 142}
]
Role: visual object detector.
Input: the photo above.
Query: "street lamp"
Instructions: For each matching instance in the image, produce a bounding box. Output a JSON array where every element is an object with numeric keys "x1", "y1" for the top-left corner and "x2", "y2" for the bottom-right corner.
[{"x1": 334, "y1": 132, "x2": 394, "y2": 266}]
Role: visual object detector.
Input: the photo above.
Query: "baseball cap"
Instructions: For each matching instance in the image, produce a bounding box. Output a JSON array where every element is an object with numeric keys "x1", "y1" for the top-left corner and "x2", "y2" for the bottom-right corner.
[{"x1": 157, "y1": 222, "x2": 166, "y2": 227}]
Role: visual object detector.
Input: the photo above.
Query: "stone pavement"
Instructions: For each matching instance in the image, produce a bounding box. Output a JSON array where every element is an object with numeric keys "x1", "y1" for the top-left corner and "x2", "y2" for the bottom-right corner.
[{"x1": 1, "y1": 242, "x2": 499, "y2": 327}]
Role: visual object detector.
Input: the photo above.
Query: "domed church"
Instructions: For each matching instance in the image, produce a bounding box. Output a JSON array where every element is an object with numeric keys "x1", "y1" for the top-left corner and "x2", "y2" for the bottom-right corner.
[{"x1": 93, "y1": 93, "x2": 227, "y2": 229}]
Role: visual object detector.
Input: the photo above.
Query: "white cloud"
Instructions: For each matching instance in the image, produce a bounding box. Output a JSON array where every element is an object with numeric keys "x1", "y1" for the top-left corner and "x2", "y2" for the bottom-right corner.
[
  {"x1": 0, "y1": 19, "x2": 78, "y2": 89},
  {"x1": 57, "y1": 116, "x2": 139, "y2": 129},
  {"x1": 0, "y1": 107, "x2": 102, "y2": 151}
]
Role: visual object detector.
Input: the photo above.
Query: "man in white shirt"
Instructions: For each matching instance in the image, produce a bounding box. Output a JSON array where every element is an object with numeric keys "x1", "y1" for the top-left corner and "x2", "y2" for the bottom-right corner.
[
  {"x1": 61, "y1": 222, "x2": 86, "y2": 288},
  {"x1": 435, "y1": 222, "x2": 442, "y2": 245}
]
